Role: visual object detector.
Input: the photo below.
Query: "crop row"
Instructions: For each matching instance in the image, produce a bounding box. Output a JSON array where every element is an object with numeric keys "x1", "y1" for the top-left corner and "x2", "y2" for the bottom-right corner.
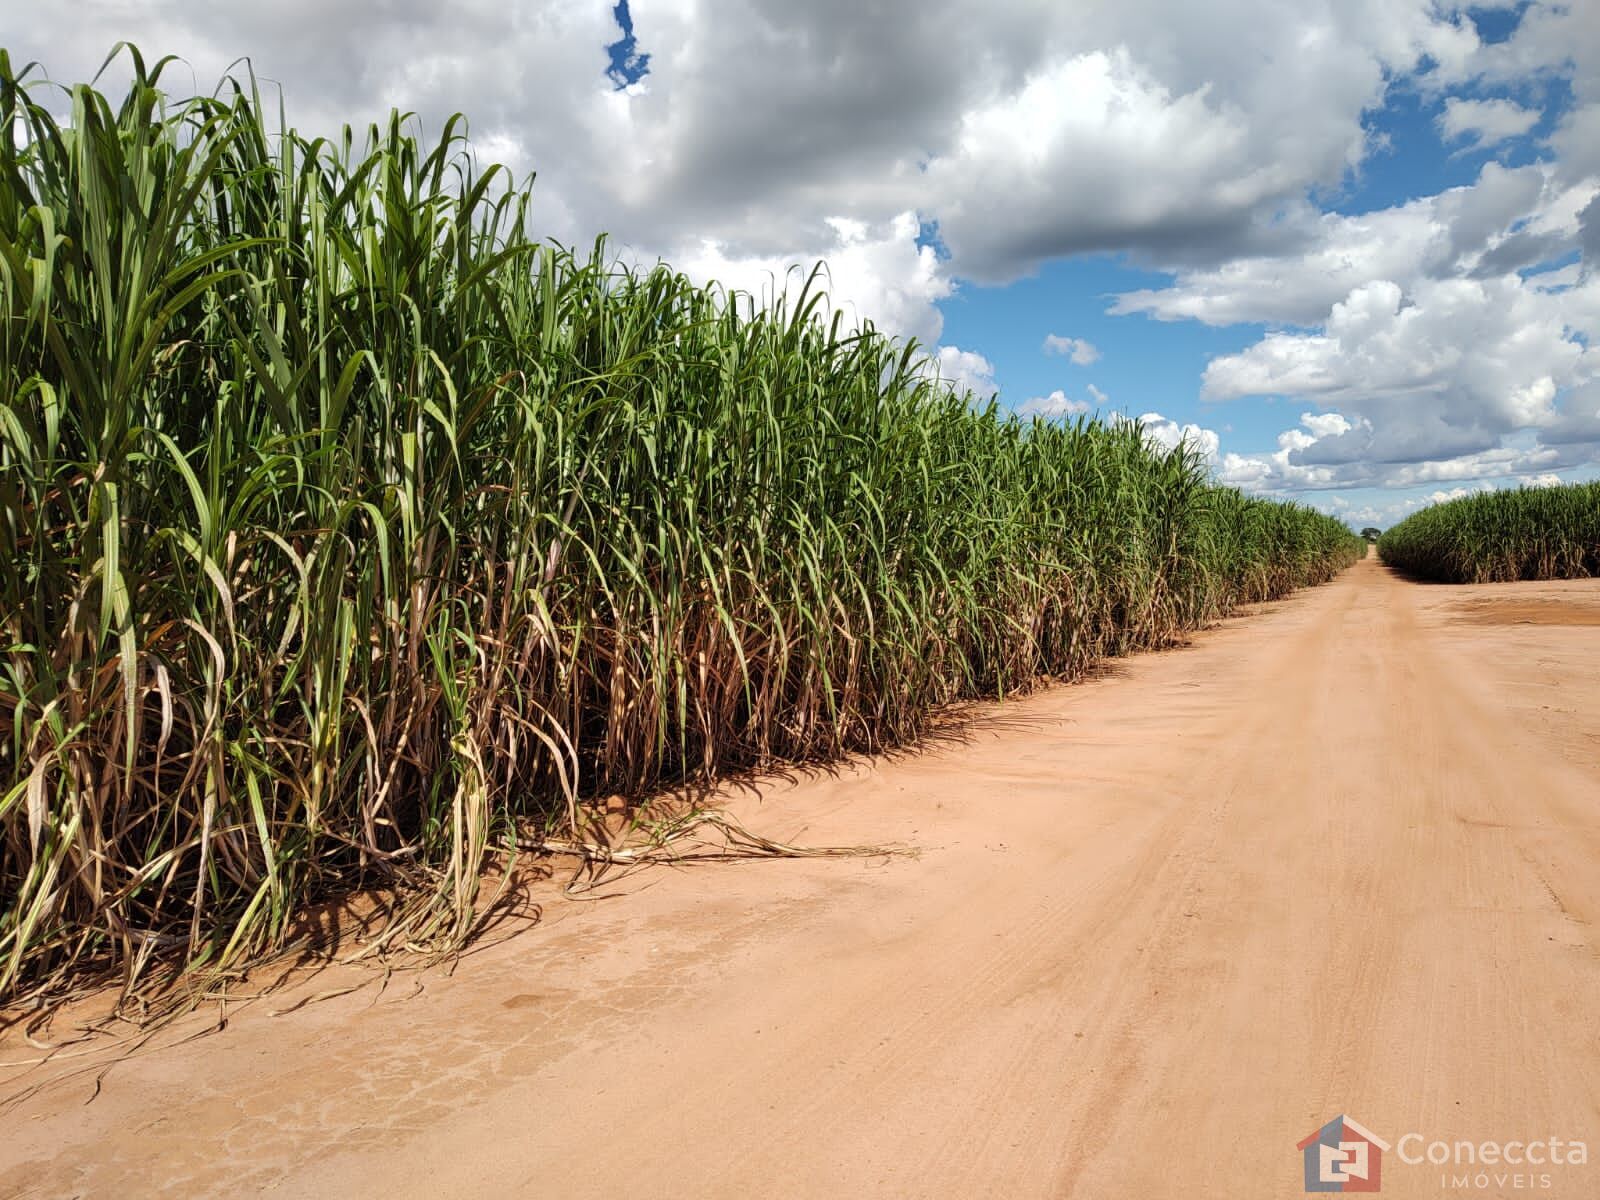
[
  {"x1": 0, "y1": 52, "x2": 1361, "y2": 1006},
  {"x1": 1378, "y1": 483, "x2": 1600, "y2": 583}
]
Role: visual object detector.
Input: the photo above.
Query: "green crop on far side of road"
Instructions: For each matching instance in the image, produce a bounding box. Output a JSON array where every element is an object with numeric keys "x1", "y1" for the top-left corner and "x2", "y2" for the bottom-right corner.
[{"x1": 1379, "y1": 483, "x2": 1600, "y2": 583}]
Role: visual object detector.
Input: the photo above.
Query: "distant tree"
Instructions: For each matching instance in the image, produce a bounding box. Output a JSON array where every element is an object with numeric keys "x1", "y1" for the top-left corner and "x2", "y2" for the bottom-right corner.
[{"x1": 1361, "y1": 526, "x2": 1381, "y2": 542}]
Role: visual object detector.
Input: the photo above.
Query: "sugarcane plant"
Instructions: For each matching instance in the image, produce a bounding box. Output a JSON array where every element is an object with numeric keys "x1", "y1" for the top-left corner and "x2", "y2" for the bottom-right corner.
[{"x1": 0, "y1": 48, "x2": 1364, "y2": 1011}]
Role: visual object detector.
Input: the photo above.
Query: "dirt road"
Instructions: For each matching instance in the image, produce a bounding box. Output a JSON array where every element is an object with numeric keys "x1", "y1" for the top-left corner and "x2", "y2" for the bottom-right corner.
[{"x1": 6, "y1": 557, "x2": 1600, "y2": 1198}]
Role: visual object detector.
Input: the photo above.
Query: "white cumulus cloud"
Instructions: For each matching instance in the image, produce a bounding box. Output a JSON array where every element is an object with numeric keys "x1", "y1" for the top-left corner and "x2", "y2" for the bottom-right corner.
[
  {"x1": 1017, "y1": 390, "x2": 1092, "y2": 418},
  {"x1": 1043, "y1": 335, "x2": 1101, "y2": 364},
  {"x1": 1128, "y1": 412, "x2": 1222, "y2": 461},
  {"x1": 931, "y1": 346, "x2": 999, "y2": 399},
  {"x1": 1438, "y1": 96, "x2": 1541, "y2": 147}
]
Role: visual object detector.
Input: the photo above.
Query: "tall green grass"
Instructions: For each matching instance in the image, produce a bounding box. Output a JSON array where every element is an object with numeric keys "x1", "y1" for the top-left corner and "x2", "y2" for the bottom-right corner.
[
  {"x1": 1378, "y1": 482, "x2": 1600, "y2": 583},
  {"x1": 0, "y1": 50, "x2": 1362, "y2": 1008}
]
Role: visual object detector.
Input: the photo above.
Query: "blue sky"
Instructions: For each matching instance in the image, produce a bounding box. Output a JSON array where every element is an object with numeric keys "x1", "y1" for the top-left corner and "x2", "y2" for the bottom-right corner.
[
  {"x1": 924, "y1": 0, "x2": 1598, "y2": 528},
  {"x1": 10, "y1": 0, "x2": 1600, "y2": 529}
]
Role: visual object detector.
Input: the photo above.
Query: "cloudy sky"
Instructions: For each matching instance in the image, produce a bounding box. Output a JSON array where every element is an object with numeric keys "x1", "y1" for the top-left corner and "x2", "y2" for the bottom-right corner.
[{"x1": 9, "y1": 1, "x2": 1600, "y2": 528}]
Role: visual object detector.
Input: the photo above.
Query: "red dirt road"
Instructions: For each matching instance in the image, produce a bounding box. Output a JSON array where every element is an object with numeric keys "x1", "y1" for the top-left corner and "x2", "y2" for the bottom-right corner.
[{"x1": 5, "y1": 557, "x2": 1600, "y2": 1198}]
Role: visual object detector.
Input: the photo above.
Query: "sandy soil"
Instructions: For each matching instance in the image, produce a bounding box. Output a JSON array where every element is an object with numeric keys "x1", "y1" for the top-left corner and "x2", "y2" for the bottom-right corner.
[{"x1": 5, "y1": 557, "x2": 1600, "y2": 1199}]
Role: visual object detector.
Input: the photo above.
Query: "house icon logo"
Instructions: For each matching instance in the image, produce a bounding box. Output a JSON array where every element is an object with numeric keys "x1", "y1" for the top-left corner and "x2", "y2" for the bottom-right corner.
[{"x1": 1298, "y1": 1114, "x2": 1390, "y2": 1192}]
